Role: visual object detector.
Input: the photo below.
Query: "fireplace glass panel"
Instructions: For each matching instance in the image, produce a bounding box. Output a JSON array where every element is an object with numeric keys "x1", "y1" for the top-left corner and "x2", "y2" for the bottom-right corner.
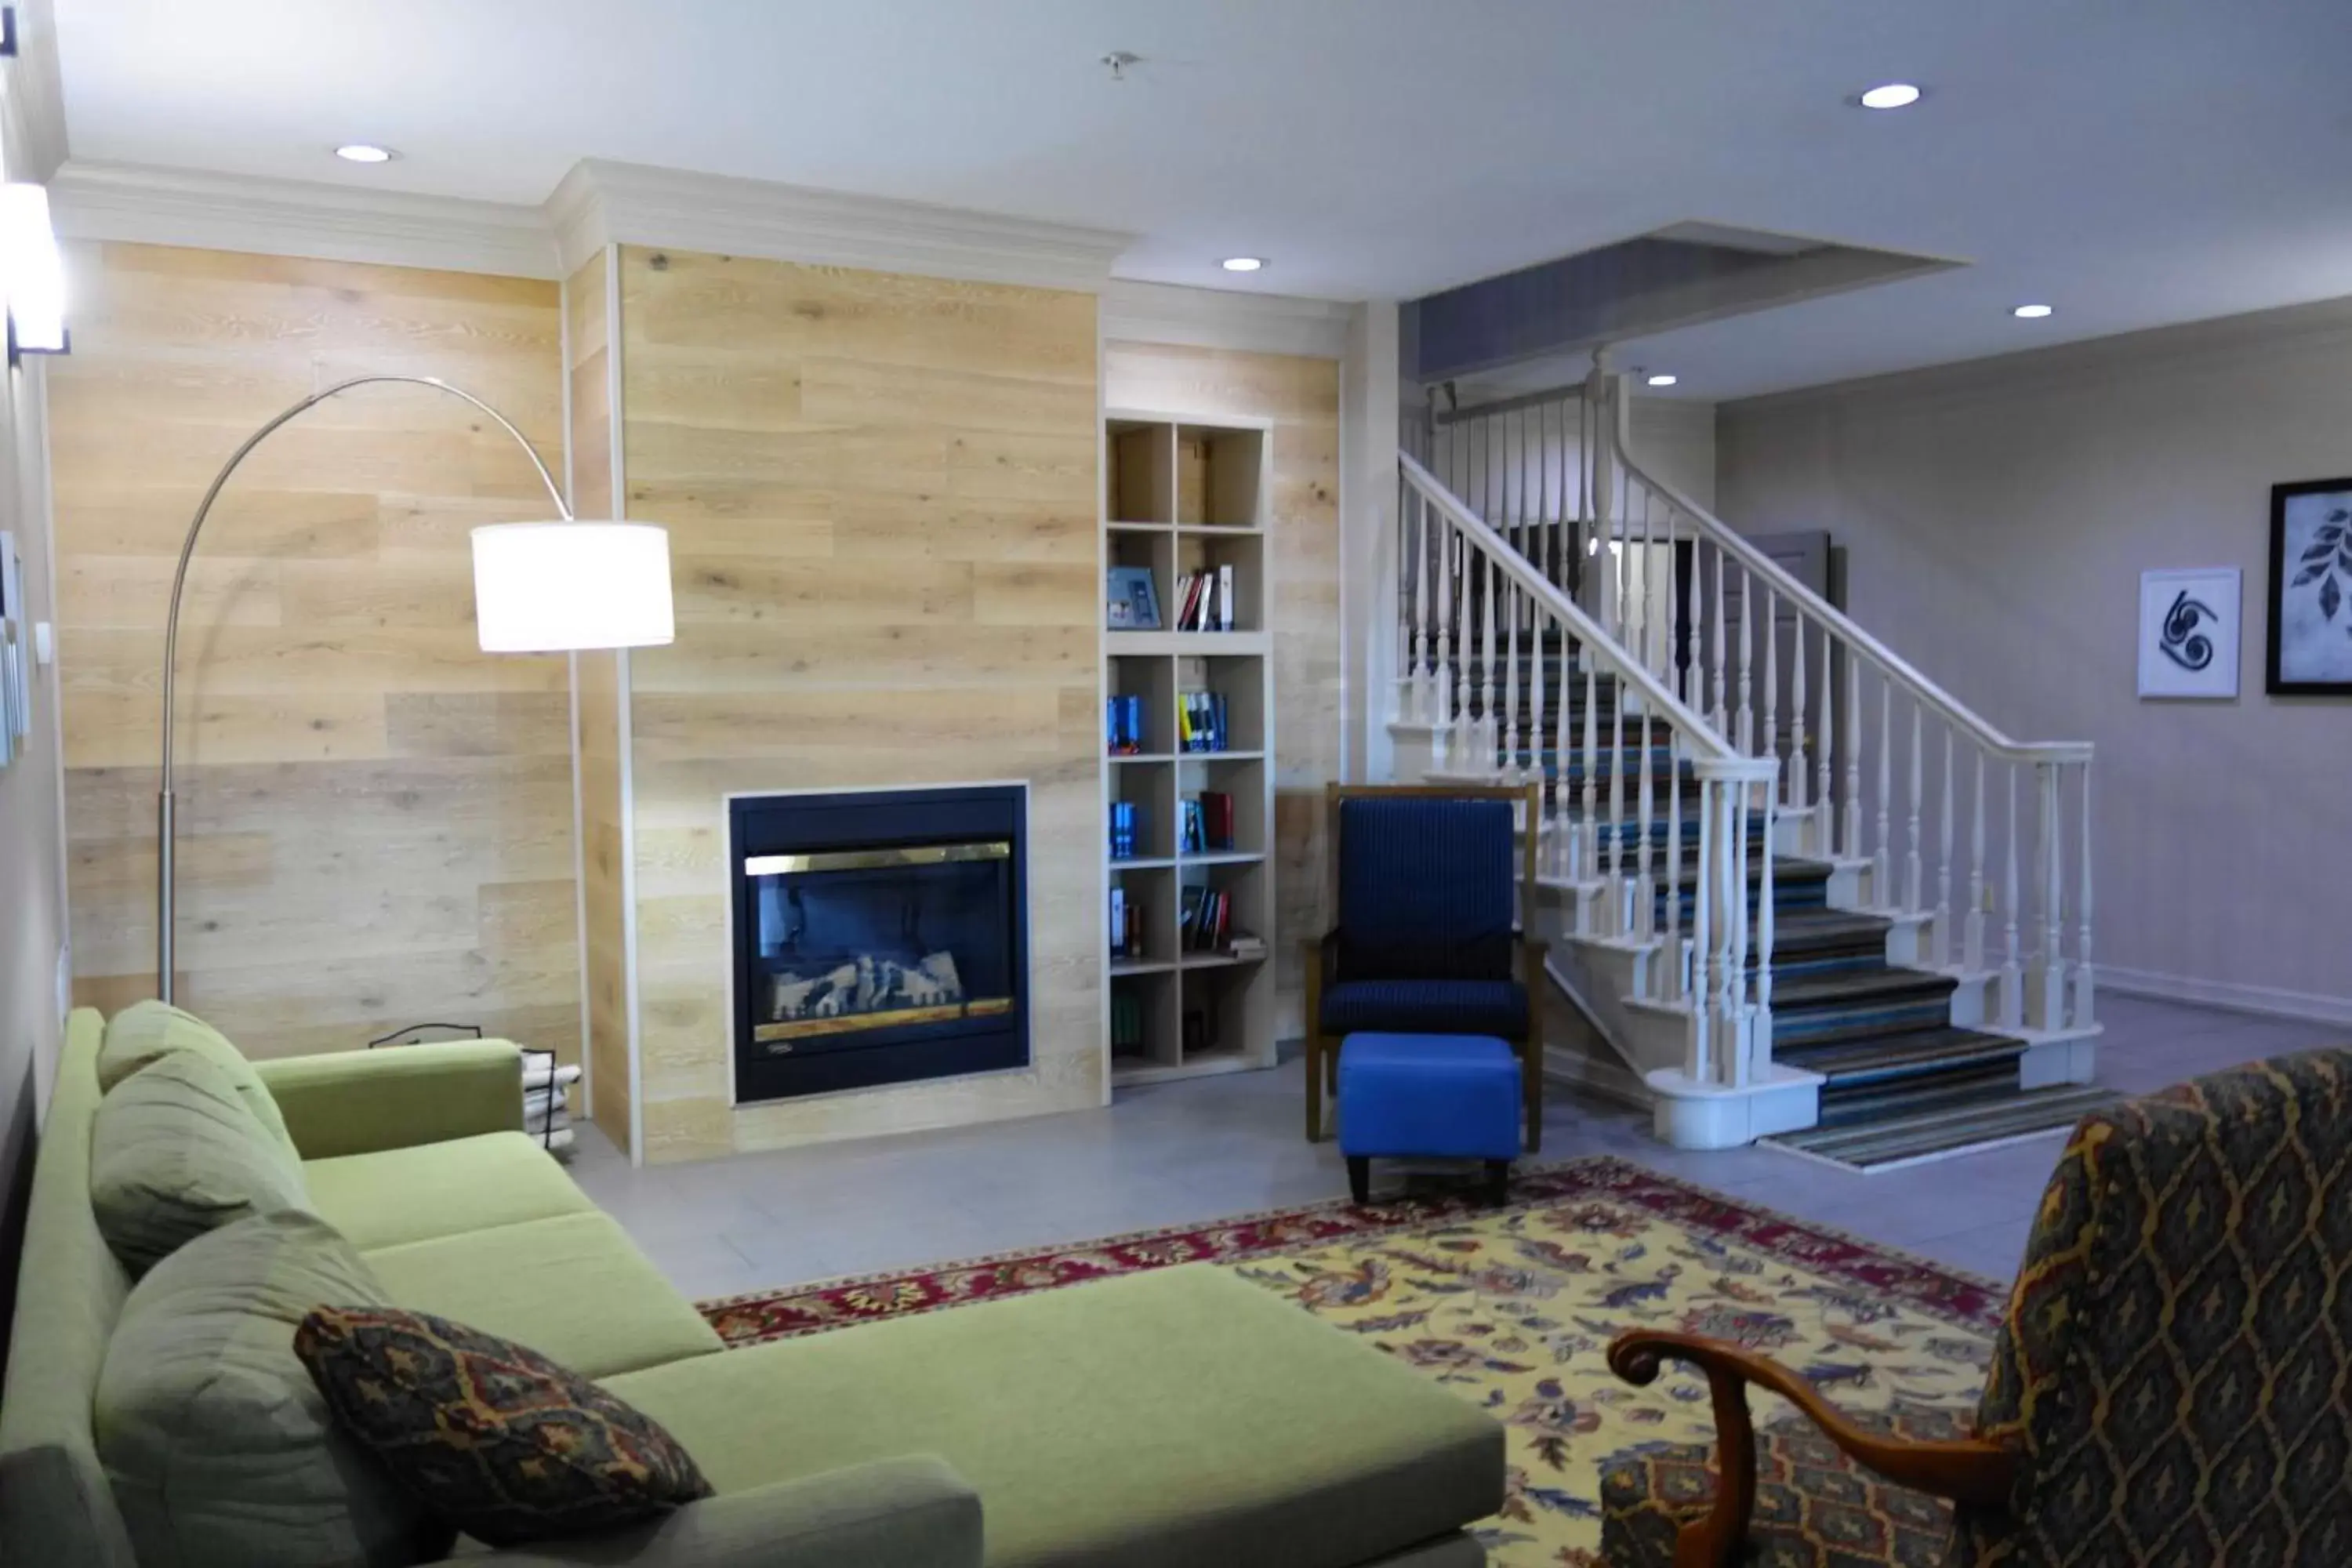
[{"x1": 746, "y1": 841, "x2": 1015, "y2": 1044}]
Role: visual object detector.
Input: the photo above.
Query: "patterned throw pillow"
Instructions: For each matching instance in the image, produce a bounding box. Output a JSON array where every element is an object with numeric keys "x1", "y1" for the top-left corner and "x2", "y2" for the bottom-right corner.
[{"x1": 293, "y1": 1306, "x2": 713, "y2": 1547}]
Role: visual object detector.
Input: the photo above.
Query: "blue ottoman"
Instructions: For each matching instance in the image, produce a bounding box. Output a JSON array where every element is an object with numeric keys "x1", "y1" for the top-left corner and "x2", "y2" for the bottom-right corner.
[{"x1": 1338, "y1": 1033, "x2": 1522, "y2": 1205}]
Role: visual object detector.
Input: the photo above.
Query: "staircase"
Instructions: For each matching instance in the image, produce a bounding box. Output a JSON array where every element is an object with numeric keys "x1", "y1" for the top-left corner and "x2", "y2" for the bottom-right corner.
[{"x1": 1385, "y1": 361, "x2": 2106, "y2": 1160}]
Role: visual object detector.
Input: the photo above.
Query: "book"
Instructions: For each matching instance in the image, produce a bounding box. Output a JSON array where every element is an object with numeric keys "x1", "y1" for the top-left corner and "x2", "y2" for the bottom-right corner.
[
  {"x1": 1104, "y1": 693, "x2": 1145, "y2": 755},
  {"x1": 1180, "y1": 798, "x2": 1205, "y2": 855},
  {"x1": 1174, "y1": 571, "x2": 1207, "y2": 632},
  {"x1": 1109, "y1": 800, "x2": 1142, "y2": 860},
  {"x1": 1218, "y1": 563, "x2": 1235, "y2": 631},
  {"x1": 1109, "y1": 885, "x2": 1126, "y2": 955},
  {"x1": 1178, "y1": 690, "x2": 1229, "y2": 753},
  {"x1": 1105, "y1": 566, "x2": 1161, "y2": 630},
  {"x1": 1200, "y1": 791, "x2": 1234, "y2": 851}
]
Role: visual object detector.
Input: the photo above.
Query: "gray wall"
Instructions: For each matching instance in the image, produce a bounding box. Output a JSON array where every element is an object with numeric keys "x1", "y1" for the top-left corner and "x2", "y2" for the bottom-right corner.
[
  {"x1": 1718, "y1": 297, "x2": 2352, "y2": 1017},
  {"x1": 0, "y1": 356, "x2": 67, "y2": 1363}
]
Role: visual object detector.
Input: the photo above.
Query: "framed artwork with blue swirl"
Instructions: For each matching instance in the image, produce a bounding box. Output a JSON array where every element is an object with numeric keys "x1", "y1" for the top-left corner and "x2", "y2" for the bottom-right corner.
[
  {"x1": 2138, "y1": 567, "x2": 2239, "y2": 699},
  {"x1": 2267, "y1": 478, "x2": 2352, "y2": 695}
]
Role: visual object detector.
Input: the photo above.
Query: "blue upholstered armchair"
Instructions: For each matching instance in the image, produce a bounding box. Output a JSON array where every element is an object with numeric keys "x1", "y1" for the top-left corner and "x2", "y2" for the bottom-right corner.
[{"x1": 1304, "y1": 783, "x2": 1543, "y2": 1147}]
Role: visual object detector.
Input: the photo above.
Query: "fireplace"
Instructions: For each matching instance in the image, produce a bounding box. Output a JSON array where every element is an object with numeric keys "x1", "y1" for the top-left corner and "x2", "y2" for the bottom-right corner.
[{"x1": 729, "y1": 785, "x2": 1029, "y2": 1103}]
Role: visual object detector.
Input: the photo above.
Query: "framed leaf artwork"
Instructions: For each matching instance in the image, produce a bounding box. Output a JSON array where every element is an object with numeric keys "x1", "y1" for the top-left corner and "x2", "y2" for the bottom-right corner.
[{"x1": 2267, "y1": 478, "x2": 2352, "y2": 695}]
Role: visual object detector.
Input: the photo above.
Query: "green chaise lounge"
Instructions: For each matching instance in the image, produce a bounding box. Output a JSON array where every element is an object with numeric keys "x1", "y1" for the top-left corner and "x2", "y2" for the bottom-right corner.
[{"x1": 1, "y1": 1006, "x2": 1504, "y2": 1566}]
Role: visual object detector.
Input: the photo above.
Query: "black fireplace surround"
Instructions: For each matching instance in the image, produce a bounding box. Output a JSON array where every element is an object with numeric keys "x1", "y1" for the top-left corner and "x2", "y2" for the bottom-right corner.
[{"x1": 730, "y1": 785, "x2": 1029, "y2": 1103}]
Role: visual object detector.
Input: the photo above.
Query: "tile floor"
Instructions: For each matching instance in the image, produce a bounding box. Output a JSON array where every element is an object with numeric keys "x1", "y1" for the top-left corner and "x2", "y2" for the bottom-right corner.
[{"x1": 572, "y1": 993, "x2": 2345, "y2": 1303}]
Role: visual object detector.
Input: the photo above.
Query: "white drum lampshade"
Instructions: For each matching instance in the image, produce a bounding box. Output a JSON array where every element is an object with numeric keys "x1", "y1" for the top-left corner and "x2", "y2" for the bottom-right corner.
[{"x1": 472, "y1": 521, "x2": 675, "y2": 652}]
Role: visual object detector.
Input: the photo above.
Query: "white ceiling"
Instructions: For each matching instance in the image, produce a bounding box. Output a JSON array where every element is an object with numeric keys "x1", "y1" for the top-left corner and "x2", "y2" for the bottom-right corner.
[{"x1": 51, "y1": 0, "x2": 2352, "y2": 398}]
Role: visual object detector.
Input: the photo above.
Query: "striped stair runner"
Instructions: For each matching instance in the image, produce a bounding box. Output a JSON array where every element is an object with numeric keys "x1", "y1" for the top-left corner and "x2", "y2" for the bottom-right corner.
[{"x1": 1478, "y1": 662, "x2": 2115, "y2": 1169}]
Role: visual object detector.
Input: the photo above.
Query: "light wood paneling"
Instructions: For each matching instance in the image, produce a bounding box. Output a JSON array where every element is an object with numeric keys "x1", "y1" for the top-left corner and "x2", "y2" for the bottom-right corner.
[
  {"x1": 1102, "y1": 343, "x2": 1341, "y2": 1035},
  {"x1": 49, "y1": 241, "x2": 578, "y2": 1061},
  {"x1": 567, "y1": 248, "x2": 633, "y2": 1149},
  {"x1": 619, "y1": 246, "x2": 1101, "y2": 1160}
]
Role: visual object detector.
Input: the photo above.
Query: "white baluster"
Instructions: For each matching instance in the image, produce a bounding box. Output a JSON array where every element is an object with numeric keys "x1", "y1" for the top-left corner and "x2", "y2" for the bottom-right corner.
[
  {"x1": 1452, "y1": 528, "x2": 1472, "y2": 755},
  {"x1": 1410, "y1": 488, "x2": 1431, "y2": 723},
  {"x1": 1664, "y1": 735, "x2": 1683, "y2": 998},
  {"x1": 1752, "y1": 776, "x2": 1775, "y2": 1073},
  {"x1": 1817, "y1": 627, "x2": 1836, "y2": 854},
  {"x1": 1936, "y1": 729, "x2": 1955, "y2": 968},
  {"x1": 1608, "y1": 626, "x2": 1628, "y2": 921},
  {"x1": 1719, "y1": 781, "x2": 1745, "y2": 1085},
  {"x1": 2034, "y1": 760, "x2": 2064, "y2": 1033},
  {"x1": 1638, "y1": 488, "x2": 1657, "y2": 681},
  {"x1": 1434, "y1": 514, "x2": 1454, "y2": 729},
  {"x1": 1736, "y1": 569, "x2": 1755, "y2": 754},
  {"x1": 1904, "y1": 700, "x2": 1923, "y2": 914},
  {"x1": 1481, "y1": 555, "x2": 1500, "y2": 771},
  {"x1": 1790, "y1": 612, "x2": 1809, "y2": 818},
  {"x1": 1664, "y1": 499, "x2": 1686, "y2": 709},
  {"x1": 1761, "y1": 586, "x2": 1779, "y2": 781},
  {"x1": 2073, "y1": 762, "x2": 2096, "y2": 1029},
  {"x1": 2000, "y1": 763, "x2": 2023, "y2": 1028},
  {"x1": 1965, "y1": 752, "x2": 1987, "y2": 972},
  {"x1": 1581, "y1": 641, "x2": 1601, "y2": 890},
  {"x1": 1687, "y1": 777, "x2": 1715, "y2": 1080},
  {"x1": 1503, "y1": 577, "x2": 1523, "y2": 777},
  {"x1": 1710, "y1": 546, "x2": 1727, "y2": 734},
  {"x1": 1523, "y1": 404, "x2": 1537, "y2": 580},
  {"x1": 1843, "y1": 655, "x2": 1862, "y2": 866},
  {"x1": 1875, "y1": 681, "x2": 1893, "y2": 909},
  {"x1": 1636, "y1": 666, "x2": 1655, "y2": 940},
  {"x1": 1552, "y1": 610, "x2": 1572, "y2": 878}
]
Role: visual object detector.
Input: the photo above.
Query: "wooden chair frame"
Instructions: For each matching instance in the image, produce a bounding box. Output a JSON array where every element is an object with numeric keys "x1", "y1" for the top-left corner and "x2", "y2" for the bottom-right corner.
[
  {"x1": 1303, "y1": 782, "x2": 1544, "y2": 1149},
  {"x1": 1606, "y1": 1331, "x2": 2016, "y2": 1567}
]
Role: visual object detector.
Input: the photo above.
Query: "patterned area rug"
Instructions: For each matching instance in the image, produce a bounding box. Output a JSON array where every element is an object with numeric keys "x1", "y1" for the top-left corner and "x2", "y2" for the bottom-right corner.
[{"x1": 699, "y1": 1156, "x2": 2007, "y2": 1566}]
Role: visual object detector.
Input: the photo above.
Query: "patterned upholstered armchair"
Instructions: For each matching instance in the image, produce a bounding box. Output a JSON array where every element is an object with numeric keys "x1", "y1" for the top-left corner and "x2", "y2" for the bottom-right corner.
[
  {"x1": 1302, "y1": 782, "x2": 1542, "y2": 1148},
  {"x1": 1598, "y1": 1049, "x2": 2352, "y2": 1567}
]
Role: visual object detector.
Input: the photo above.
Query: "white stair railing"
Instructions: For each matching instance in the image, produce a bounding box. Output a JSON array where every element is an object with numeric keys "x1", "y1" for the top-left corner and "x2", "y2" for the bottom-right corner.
[
  {"x1": 1423, "y1": 361, "x2": 2096, "y2": 1036},
  {"x1": 1396, "y1": 453, "x2": 1780, "y2": 1089}
]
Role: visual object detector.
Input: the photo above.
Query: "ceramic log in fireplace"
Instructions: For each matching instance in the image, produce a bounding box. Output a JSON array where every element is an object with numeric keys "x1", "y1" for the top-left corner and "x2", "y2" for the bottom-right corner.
[{"x1": 729, "y1": 785, "x2": 1028, "y2": 1102}]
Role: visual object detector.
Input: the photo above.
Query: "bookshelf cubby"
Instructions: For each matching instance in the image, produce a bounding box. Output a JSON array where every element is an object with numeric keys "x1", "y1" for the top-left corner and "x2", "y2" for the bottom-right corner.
[{"x1": 1102, "y1": 410, "x2": 1275, "y2": 1089}]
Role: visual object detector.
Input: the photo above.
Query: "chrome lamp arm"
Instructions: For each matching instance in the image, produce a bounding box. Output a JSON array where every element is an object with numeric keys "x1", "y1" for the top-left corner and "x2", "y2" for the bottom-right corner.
[{"x1": 156, "y1": 375, "x2": 569, "y2": 1004}]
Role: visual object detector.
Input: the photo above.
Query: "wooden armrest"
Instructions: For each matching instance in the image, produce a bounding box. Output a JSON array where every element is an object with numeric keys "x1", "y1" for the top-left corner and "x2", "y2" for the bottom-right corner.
[{"x1": 1607, "y1": 1330, "x2": 2013, "y2": 1568}]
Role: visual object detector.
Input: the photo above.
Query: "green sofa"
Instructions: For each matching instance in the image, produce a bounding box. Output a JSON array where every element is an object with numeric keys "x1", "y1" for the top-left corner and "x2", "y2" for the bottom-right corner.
[{"x1": 2, "y1": 1007, "x2": 1504, "y2": 1566}]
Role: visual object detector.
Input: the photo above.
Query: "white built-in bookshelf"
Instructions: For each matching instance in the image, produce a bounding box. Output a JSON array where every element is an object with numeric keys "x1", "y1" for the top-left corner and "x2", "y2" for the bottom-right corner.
[{"x1": 1102, "y1": 412, "x2": 1277, "y2": 1088}]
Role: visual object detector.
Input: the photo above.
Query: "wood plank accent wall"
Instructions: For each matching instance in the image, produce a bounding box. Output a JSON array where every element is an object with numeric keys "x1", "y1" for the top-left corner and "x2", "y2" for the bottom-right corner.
[
  {"x1": 565, "y1": 247, "x2": 632, "y2": 1146},
  {"x1": 49, "y1": 241, "x2": 579, "y2": 1061},
  {"x1": 1102, "y1": 342, "x2": 1341, "y2": 1034},
  {"x1": 615, "y1": 245, "x2": 1103, "y2": 1160}
]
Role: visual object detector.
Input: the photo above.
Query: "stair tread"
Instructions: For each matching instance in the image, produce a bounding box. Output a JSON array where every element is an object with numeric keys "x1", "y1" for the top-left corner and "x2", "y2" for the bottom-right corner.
[
  {"x1": 1770, "y1": 964, "x2": 1955, "y2": 1010},
  {"x1": 1769, "y1": 909, "x2": 1896, "y2": 953},
  {"x1": 1780, "y1": 1025, "x2": 2025, "y2": 1084},
  {"x1": 1768, "y1": 1084, "x2": 2118, "y2": 1169}
]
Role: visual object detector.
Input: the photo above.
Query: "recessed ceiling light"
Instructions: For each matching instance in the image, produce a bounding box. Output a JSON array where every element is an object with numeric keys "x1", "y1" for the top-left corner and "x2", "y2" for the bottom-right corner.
[
  {"x1": 1221, "y1": 256, "x2": 1264, "y2": 273},
  {"x1": 1857, "y1": 83, "x2": 1922, "y2": 110},
  {"x1": 2012, "y1": 303, "x2": 2054, "y2": 319},
  {"x1": 334, "y1": 143, "x2": 397, "y2": 164},
  {"x1": 1645, "y1": 373, "x2": 1679, "y2": 388}
]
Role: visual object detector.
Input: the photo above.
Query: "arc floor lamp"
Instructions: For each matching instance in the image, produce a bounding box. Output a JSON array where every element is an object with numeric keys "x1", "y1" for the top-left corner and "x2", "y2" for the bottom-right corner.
[{"x1": 155, "y1": 375, "x2": 673, "y2": 1004}]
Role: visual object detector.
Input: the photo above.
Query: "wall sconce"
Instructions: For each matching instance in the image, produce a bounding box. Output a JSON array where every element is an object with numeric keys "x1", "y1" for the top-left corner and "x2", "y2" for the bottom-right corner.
[{"x1": 0, "y1": 181, "x2": 67, "y2": 363}]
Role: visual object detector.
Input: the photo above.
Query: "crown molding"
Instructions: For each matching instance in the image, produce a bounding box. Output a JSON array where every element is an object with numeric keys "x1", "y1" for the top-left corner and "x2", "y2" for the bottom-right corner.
[
  {"x1": 546, "y1": 159, "x2": 1131, "y2": 292},
  {"x1": 48, "y1": 160, "x2": 560, "y2": 278},
  {"x1": 1102, "y1": 278, "x2": 1356, "y2": 359}
]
